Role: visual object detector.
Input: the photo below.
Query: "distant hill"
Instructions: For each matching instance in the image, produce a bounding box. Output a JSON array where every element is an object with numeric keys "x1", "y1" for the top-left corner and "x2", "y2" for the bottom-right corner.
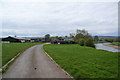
[{"x1": 98, "y1": 36, "x2": 120, "y2": 38}]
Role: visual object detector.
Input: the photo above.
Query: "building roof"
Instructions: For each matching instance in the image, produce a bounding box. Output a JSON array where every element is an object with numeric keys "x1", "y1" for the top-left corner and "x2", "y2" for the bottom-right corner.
[
  {"x1": 13, "y1": 37, "x2": 25, "y2": 40},
  {"x1": 2, "y1": 36, "x2": 25, "y2": 40}
]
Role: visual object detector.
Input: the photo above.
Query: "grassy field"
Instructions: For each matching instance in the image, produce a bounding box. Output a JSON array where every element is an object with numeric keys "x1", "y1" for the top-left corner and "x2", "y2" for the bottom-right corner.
[
  {"x1": 2, "y1": 42, "x2": 42, "y2": 67},
  {"x1": 43, "y1": 44, "x2": 118, "y2": 78}
]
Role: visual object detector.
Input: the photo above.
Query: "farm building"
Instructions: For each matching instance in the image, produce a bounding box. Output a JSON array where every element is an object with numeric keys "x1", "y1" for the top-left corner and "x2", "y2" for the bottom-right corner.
[
  {"x1": 51, "y1": 38, "x2": 75, "y2": 44},
  {"x1": 24, "y1": 37, "x2": 45, "y2": 42},
  {"x1": 51, "y1": 38, "x2": 64, "y2": 44},
  {"x1": 1, "y1": 36, "x2": 45, "y2": 43},
  {"x1": 2, "y1": 36, "x2": 25, "y2": 43}
]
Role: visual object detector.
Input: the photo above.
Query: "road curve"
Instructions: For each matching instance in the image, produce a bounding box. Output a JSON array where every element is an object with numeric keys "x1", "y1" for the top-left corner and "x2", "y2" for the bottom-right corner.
[{"x1": 3, "y1": 44, "x2": 71, "y2": 78}]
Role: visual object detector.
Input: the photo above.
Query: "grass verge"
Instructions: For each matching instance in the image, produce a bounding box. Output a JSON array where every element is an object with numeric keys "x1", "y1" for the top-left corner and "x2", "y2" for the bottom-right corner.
[
  {"x1": 111, "y1": 42, "x2": 120, "y2": 47},
  {"x1": 94, "y1": 41, "x2": 107, "y2": 43},
  {"x1": 43, "y1": 44, "x2": 118, "y2": 78}
]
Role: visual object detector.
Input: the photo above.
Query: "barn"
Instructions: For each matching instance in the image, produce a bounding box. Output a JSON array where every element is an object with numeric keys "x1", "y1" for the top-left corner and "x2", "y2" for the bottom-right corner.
[{"x1": 2, "y1": 36, "x2": 25, "y2": 43}]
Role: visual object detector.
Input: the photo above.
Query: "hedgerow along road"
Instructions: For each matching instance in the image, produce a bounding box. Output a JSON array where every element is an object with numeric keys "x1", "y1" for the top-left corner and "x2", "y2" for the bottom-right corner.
[{"x1": 3, "y1": 44, "x2": 71, "y2": 78}]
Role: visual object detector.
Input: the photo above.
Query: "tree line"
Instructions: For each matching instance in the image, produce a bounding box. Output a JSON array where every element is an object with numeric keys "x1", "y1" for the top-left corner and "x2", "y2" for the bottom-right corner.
[
  {"x1": 44, "y1": 29, "x2": 95, "y2": 48},
  {"x1": 44, "y1": 29, "x2": 119, "y2": 48}
]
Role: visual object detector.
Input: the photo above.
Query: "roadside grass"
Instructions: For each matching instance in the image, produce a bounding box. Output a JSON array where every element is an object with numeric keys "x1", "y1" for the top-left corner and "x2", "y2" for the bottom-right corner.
[
  {"x1": 43, "y1": 44, "x2": 118, "y2": 78},
  {"x1": 2, "y1": 42, "x2": 42, "y2": 67},
  {"x1": 112, "y1": 42, "x2": 120, "y2": 46},
  {"x1": 94, "y1": 41, "x2": 107, "y2": 43}
]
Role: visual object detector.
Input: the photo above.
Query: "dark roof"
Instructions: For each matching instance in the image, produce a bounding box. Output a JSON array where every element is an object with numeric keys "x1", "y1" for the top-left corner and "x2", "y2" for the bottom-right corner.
[{"x1": 2, "y1": 36, "x2": 21, "y2": 42}]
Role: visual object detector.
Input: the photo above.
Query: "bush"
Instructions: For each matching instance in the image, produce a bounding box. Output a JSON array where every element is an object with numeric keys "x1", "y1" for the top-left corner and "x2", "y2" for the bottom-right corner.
[
  {"x1": 74, "y1": 29, "x2": 95, "y2": 48},
  {"x1": 60, "y1": 41, "x2": 76, "y2": 44},
  {"x1": 78, "y1": 39, "x2": 84, "y2": 46},
  {"x1": 84, "y1": 38, "x2": 95, "y2": 48},
  {"x1": 60, "y1": 41, "x2": 69, "y2": 44},
  {"x1": 69, "y1": 41, "x2": 77, "y2": 44}
]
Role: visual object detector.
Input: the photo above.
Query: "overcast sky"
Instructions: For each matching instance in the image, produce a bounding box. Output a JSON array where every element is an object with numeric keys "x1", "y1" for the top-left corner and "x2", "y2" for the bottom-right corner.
[{"x1": 1, "y1": 0, "x2": 119, "y2": 37}]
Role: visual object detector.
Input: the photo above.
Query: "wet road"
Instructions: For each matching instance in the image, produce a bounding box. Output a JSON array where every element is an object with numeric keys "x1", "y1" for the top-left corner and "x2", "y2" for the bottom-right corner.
[
  {"x1": 95, "y1": 43, "x2": 120, "y2": 52},
  {"x1": 3, "y1": 44, "x2": 71, "y2": 78}
]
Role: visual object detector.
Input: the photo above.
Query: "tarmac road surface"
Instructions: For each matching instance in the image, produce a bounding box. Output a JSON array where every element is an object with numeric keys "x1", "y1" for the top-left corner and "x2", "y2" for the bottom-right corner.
[{"x1": 2, "y1": 44, "x2": 71, "y2": 78}]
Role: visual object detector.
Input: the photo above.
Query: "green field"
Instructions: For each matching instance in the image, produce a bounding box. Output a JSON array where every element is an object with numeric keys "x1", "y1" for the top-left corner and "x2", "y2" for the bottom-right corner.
[
  {"x1": 2, "y1": 43, "x2": 42, "y2": 67},
  {"x1": 43, "y1": 44, "x2": 118, "y2": 78}
]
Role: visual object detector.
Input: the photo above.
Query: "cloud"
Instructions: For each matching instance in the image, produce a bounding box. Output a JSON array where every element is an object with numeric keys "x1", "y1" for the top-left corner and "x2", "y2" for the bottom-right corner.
[{"x1": 1, "y1": 1, "x2": 118, "y2": 37}]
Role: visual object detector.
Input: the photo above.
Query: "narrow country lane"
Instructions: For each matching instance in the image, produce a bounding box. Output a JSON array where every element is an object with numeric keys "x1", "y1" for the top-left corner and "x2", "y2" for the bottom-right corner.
[{"x1": 2, "y1": 44, "x2": 71, "y2": 78}]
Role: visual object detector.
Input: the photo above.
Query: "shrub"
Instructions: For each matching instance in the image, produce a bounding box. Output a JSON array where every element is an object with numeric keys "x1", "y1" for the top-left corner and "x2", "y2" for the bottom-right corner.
[
  {"x1": 60, "y1": 41, "x2": 68, "y2": 44},
  {"x1": 78, "y1": 39, "x2": 84, "y2": 46},
  {"x1": 60, "y1": 41, "x2": 76, "y2": 44},
  {"x1": 69, "y1": 41, "x2": 77, "y2": 44},
  {"x1": 74, "y1": 29, "x2": 95, "y2": 48},
  {"x1": 84, "y1": 38, "x2": 95, "y2": 48}
]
